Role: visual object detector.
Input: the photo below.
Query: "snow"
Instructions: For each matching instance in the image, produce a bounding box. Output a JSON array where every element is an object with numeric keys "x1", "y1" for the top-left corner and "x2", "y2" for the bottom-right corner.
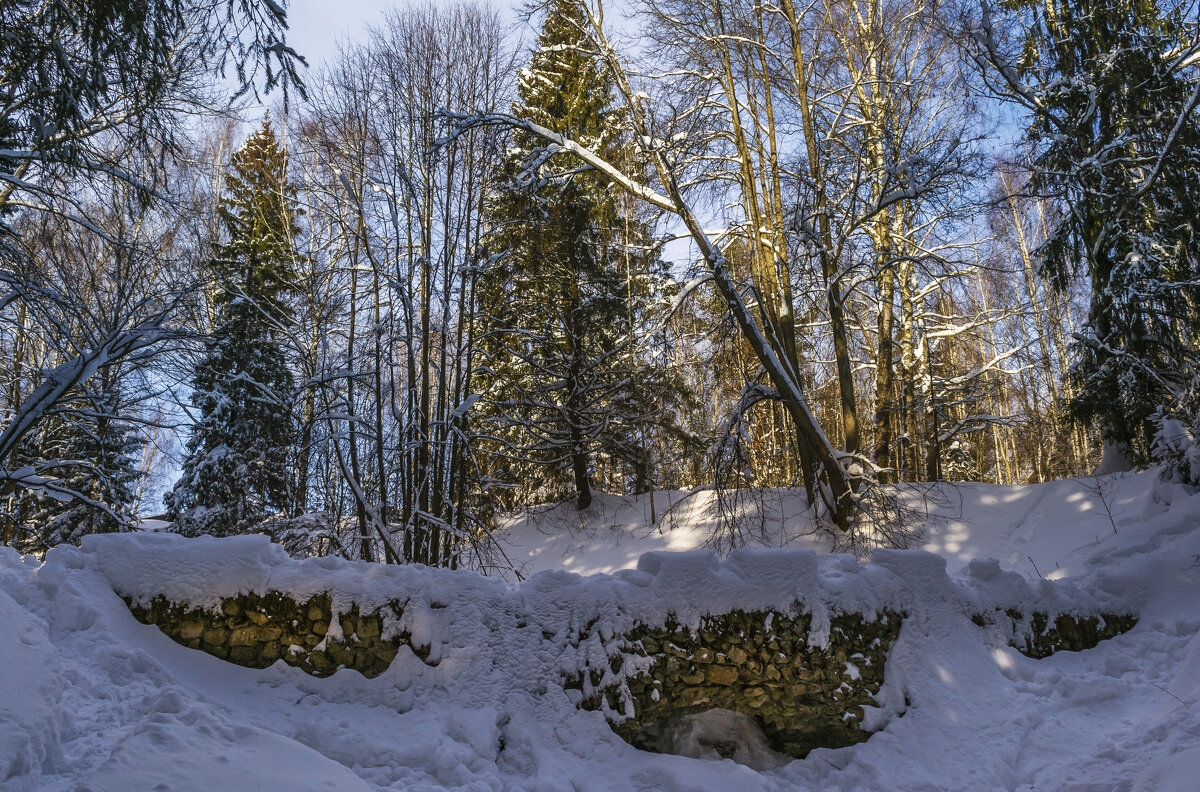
[
  {"x1": 494, "y1": 472, "x2": 1159, "y2": 581},
  {"x1": 0, "y1": 581, "x2": 63, "y2": 788},
  {"x1": 640, "y1": 709, "x2": 788, "y2": 770},
  {"x1": 494, "y1": 489, "x2": 828, "y2": 579},
  {"x1": 2, "y1": 470, "x2": 1200, "y2": 790}
]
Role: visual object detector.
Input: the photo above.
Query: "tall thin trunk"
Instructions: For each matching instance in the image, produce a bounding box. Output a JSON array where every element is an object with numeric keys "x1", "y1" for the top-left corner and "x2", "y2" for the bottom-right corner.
[
  {"x1": 874, "y1": 249, "x2": 896, "y2": 478},
  {"x1": 779, "y1": 0, "x2": 860, "y2": 458},
  {"x1": 897, "y1": 256, "x2": 921, "y2": 480},
  {"x1": 347, "y1": 251, "x2": 372, "y2": 562}
]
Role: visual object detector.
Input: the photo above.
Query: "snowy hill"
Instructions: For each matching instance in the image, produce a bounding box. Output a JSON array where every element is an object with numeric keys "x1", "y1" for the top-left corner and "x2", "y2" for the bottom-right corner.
[
  {"x1": 496, "y1": 471, "x2": 1158, "y2": 579},
  {"x1": 3, "y1": 471, "x2": 1200, "y2": 791}
]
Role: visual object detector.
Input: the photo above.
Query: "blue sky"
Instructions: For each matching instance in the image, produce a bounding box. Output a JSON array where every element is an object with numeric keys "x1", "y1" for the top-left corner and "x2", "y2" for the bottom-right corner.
[
  {"x1": 284, "y1": 0, "x2": 527, "y2": 70},
  {"x1": 285, "y1": 0, "x2": 388, "y2": 67}
]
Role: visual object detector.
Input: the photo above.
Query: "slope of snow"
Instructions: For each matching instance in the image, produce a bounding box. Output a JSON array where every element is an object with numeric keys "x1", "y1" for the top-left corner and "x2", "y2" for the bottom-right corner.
[
  {"x1": 494, "y1": 489, "x2": 828, "y2": 580},
  {"x1": 1, "y1": 470, "x2": 1198, "y2": 791},
  {"x1": 918, "y1": 471, "x2": 1160, "y2": 578},
  {"x1": 495, "y1": 471, "x2": 1159, "y2": 580}
]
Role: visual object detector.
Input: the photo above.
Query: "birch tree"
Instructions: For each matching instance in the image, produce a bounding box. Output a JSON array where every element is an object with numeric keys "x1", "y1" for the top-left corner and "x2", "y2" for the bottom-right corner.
[{"x1": 299, "y1": 2, "x2": 514, "y2": 566}]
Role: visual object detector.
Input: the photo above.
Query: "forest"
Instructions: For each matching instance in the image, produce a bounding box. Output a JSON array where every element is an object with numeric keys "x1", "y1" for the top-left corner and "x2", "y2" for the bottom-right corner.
[{"x1": 1, "y1": 0, "x2": 1199, "y2": 570}]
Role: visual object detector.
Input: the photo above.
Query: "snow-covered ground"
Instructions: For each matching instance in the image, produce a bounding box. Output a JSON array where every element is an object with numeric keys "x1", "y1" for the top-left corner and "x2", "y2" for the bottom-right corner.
[
  {"x1": 3, "y1": 470, "x2": 1199, "y2": 791},
  {"x1": 497, "y1": 472, "x2": 1157, "y2": 579}
]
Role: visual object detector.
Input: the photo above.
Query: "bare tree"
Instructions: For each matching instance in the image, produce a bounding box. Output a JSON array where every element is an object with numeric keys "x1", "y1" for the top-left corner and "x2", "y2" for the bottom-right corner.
[{"x1": 296, "y1": 2, "x2": 515, "y2": 566}]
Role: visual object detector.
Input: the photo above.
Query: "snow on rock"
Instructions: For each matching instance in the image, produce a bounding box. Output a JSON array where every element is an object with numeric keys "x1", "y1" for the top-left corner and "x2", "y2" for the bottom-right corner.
[
  {"x1": 639, "y1": 708, "x2": 788, "y2": 770},
  {"x1": 83, "y1": 532, "x2": 1112, "y2": 660},
  {"x1": 0, "y1": 472, "x2": 1197, "y2": 790}
]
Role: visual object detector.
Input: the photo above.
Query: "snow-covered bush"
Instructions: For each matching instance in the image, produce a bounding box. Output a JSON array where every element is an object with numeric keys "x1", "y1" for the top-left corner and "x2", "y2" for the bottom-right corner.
[
  {"x1": 1152, "y1": 411, "x2": 1200, "y2": 486},
  {"x1": 255, "y1": 512, "x2": 359, "y2": 560}
]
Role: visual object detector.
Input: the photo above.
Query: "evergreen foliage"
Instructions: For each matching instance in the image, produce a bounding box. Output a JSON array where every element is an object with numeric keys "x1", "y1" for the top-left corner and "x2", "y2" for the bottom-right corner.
[
  {"x1": 479, "y1": 0, "x2": 686, "y2": 510},
  {"x1": 1020, "y1": 0, "x2": 1200, "y2": 460},
  {"x1": 13, "y1": 387, "x2": 142, "y2": 552},
  {"x1": 167, "y1": 119, "x2": 299, "y2": 536},
  {"x1": 0, "y1": 1, "x2": 305, "y2": 550}
]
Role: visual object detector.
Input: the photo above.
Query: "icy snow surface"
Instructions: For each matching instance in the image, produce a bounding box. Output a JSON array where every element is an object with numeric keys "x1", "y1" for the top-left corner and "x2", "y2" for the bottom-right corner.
[{"x1": 1, "y1": 470, "x2": 1199, "y2": 791}]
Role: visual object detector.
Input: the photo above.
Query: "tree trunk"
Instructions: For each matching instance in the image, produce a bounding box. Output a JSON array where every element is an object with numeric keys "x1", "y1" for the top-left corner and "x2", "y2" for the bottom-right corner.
[
  {"x1": 779, "y1": 0, "x2": 860, "y2": 457},
  {"x1": 874, "y1": 257, "x2": 896, "y2": 479},
  {"x1": 572, "y1": 439, "x2": 593, "y2": 511},
  {"x1": 347, "y1": 253, "x2": 372, "y2": 562}
]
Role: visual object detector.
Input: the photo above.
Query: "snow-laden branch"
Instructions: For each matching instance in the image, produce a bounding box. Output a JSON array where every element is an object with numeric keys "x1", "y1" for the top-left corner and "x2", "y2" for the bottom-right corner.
[
  {"x1": 0, "y1": 295, "x2": 184, "y2": 498},
  {"x1": 970, "y1": 3, "x2": 1050, "y2": 117},
  {"x1": 437, "y1": 111, "x2": 679, "y2": 214}
]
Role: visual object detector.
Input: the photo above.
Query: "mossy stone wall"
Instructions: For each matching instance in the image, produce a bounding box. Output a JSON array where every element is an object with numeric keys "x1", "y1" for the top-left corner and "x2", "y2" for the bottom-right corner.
[
  {"x1": 126, "y1": 591, "x2": 428, "y2": 678},
  {"x1": 571, "y1": 608, "x2": 903, "y2": 759},
  {"x1": 125, "y1": 588, "x2": 1136, "y2": 760},
  {"x1": 573, "y1": 605, "x2": 1136, "y2": 760},
  {"x1": 974, "y1": 609, "x2": 1138, "y2": 659}
]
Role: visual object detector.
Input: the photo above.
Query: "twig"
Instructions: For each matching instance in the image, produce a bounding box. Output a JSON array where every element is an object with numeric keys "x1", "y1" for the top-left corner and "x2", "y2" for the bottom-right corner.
[
  {"x1": 1081, "y1": 475, "x2": 1121, "y2": 534},
  {"x1": 1148, "y1": 682, "x2": 1186, "y2": 705}
]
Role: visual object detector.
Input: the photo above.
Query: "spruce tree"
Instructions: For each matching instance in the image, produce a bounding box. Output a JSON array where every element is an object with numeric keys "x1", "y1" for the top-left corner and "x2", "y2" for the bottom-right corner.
[
  {"x1": 1019, "y1": 0, "x2": 1200, "y2": 462},
  {"x1": 480, "y1": 0, "x2": 681, "y2": 510},
  {"x1": 167, "y1": 119, "x2": 299, "y2": 536}
]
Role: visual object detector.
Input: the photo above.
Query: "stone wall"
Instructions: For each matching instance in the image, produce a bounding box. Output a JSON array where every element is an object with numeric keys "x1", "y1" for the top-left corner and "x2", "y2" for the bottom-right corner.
[
  {"x1": 571, "y1": 609, "x2": 903, "y2": 759},
  {"x1": 126, "y1": 591, "x2": 431, "y2": 678},
  {"x1": 572, "y1": 605, "x2": 1137, "y2": 760},
  {"x1": 125, "y1": 590, "x2": 1136, "y2": 760},
  {"x1": 973, "y1": 608, "x2": 1138, "y2": 660}
]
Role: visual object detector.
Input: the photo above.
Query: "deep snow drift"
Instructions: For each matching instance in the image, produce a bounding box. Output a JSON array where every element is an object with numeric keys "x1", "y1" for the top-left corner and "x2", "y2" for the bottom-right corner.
[{"x1": 2, "y1": 470, "x2": 1199, "y2": 791}]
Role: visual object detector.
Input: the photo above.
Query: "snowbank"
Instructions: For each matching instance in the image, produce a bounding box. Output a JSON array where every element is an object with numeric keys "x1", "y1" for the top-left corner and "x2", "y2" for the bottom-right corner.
[{"x1": 90, "y1": 529, "x2": 1115, "y2": 661}]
